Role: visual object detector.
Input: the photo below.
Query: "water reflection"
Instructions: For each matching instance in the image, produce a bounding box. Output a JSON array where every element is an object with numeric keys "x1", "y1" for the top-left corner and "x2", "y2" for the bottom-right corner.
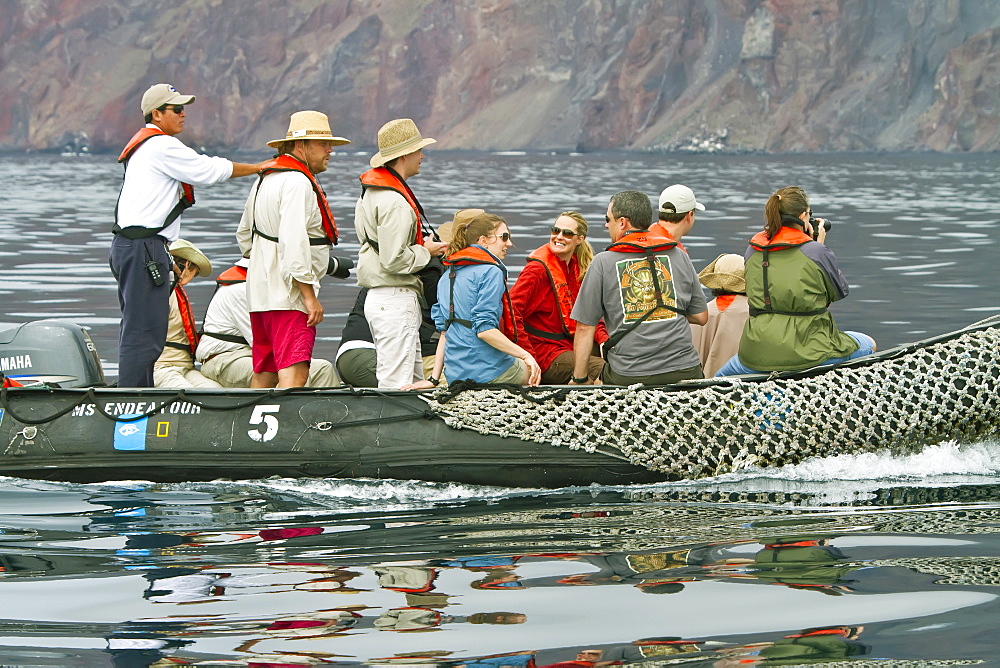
[{"x1": 1, "y1": 480, "x2": 999, "y2": 663}]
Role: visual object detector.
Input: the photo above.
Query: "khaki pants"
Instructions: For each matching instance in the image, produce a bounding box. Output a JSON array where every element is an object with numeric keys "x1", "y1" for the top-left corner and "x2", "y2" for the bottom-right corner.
[
  {"x1": 542, "y1": 351, "x2": 605, "y2": 384},
  {"x1": 201, "y1": 348, "x2": 337, "y2": 388},
  {"x1": 365, "y1": 287, "x2": 422, "y2": 389}
]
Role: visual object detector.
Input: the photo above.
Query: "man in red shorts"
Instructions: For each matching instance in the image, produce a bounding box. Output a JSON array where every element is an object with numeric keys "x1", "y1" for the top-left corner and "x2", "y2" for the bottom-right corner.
[{"x1": 236, "y1": 110, "x2": 350, "y2": 387}]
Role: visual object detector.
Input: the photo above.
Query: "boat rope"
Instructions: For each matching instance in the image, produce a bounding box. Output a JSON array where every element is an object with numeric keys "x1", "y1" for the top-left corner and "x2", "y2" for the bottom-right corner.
[{"x1": 0, "y1": 384, "x2": 439, "y2": 428}]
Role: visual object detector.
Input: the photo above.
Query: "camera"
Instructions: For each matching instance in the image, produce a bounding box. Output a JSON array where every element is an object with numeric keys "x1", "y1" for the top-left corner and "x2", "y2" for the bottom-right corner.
[
  {"x1": 809, "y1": 216, "x2": 832, "y2": 240},
  {"x1": 327, "y1": 255, "x2": 354, "y2": 279}
]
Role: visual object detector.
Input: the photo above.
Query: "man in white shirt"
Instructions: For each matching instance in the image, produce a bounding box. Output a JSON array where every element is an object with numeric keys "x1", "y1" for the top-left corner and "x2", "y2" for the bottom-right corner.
[
  {"x1": 235, "y1": 110, "x2": 350, "y2": 388},
  {"x1": 111, "y1": 83, "x2": 266, "y2": 387}
]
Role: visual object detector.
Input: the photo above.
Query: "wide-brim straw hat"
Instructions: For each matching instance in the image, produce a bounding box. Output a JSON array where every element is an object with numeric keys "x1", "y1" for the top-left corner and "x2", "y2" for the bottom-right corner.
[
  {"x1": 698, "y1": 253, "x2": 745, "y2": 292},
  {"x1": 267, "y1": 110, "x2": 351, "y2": 149},
  {"x1": 168, "y1": 239, "x2": 212, "y2": 277},
  {"x1": 369, "y1": 118, "x2": 436, "y2": 168},
  {"x1": 437, "y1": 208, "x2": 485, "y2": 245}
]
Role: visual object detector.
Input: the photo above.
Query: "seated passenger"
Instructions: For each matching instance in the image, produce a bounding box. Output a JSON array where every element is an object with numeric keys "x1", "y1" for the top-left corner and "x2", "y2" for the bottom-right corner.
[
  {"x1": 570, "y1": 190, "x2": 708, "y2": 386},
  {"x1": 715, "y1": 186, "x2": 876, "y2": 376},
  {"x1": 153, "y1": 240, "x2": 223, "y2": 388},
  {"x1": 510, "y1": 211, "x2": 607, "y2": 384},
  {"x1": 418, "y1": 213, "x2": 541, "y2": 387},
  {"x1": 194, "y1": 257, "x2": 339, "y2": 387},
  {"x1": 690, "y1": 254, "x2": 749, "y2": 377},
  {"x1": 335, "y1": 287, "x2": 441, "y2": 387},
  {"x1": 650, "y1": 183, "x2": 706, "y2": 252}
]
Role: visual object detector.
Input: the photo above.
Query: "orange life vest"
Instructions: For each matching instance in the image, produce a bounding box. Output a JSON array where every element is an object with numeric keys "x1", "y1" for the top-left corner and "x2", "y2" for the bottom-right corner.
[
  {"x1": 443, "y1": 246, "x2": 520, "y2": 342},
  {"x1": 650, "y1": 221, "x2": 687, "y2": 253},
  {"x1": 525, "y1": 245, "x2": 578, "y2": 339},
  {"x1": 215, "y1": 265, "x2": 248, "y2": 286},
  {"x1": 1, "y1": 376, "x2": 23, "y2": 388},
  {"x1": 173, "y1": 284, "x2": 200, "y2": 357},
  {"x1": 359, "y1": 166, "x2": 428, "y2": 247},
  {"x1": 256, "y1": 154, "x2": 338, "y2": 244}
]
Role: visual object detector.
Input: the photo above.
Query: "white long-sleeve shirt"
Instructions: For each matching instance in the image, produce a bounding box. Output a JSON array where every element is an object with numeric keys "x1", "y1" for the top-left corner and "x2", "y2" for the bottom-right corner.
[
  {"x1": 116, "y1": 125, "x2": 234, "y2": 241},
  {"x1": 235, "y1": 171, "x2": 329, "y2": 313},
  {"x1": 195, "y1": 281, "x2": 253, "y2": 362}
]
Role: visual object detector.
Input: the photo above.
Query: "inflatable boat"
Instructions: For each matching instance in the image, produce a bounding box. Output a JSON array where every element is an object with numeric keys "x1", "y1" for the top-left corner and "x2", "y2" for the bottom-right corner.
[{"x1": 1, "y1": 317, "x2": 998, "y2": 487}]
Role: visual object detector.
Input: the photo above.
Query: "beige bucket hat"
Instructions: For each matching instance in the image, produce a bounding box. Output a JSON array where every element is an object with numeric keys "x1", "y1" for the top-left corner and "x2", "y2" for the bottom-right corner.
[
  {"x1": 436, "y1": 208, "x2": 486, "y2": 245},
  {"x1": 369, "y1": 118, "x2": 436, "y2": 168},
  {"x1": 267, "y1": 111, "x2": 351, "y2": 149},
  {"x1": 168, "y1": 239, "x2": 212, "y2": 277},
  {"x1": 698, "y1": 253, "x2": 745, "y2": 293}
]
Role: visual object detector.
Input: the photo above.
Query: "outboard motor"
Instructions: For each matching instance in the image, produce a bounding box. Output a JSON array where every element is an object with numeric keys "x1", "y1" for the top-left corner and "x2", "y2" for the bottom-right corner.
[{"x1": 0, "y1": 320, "x2": 106, "y2": 387}]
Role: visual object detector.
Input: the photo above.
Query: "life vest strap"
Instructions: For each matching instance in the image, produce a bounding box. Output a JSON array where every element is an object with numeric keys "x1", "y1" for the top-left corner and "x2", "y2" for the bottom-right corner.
[
  {"x1": 524, "y1": 322, "x2": 571, "y2": 341},
  {"x1": 202, "y1": 331, "x2": 249, "y2": 345}
]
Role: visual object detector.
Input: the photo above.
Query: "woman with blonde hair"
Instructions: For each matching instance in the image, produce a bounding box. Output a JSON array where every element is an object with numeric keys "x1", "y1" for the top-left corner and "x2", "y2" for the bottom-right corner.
[
  {"x1": 510, "y1": 211, "x2": 607, "y2": 384},
  {"x1": 715, "y1": 186, "x2": 875, "y2": 376},
  {"x1": 407, "y1": 212, "x2": 541, "y2": 388}
]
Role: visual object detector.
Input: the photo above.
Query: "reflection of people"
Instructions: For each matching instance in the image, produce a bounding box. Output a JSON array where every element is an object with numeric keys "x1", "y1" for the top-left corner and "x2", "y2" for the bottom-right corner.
[
  {"x1": 690, "y1": 254, "x2": 750, "y2": 377},
  {"x1": 195, "y1": 257, "x2": 338, "y2": 387},
  {"x1": 355, "y1": 118, "x2": 449, "y2": 388},
  {"x1": 650, "y1": 183, "x2": 706, "y2": 251},
  {"x1": 374, "y1": 608, "x2": 526, "y2": 631},
  {"x1": 715, "y1": 186, "x2": 876, "y2": 376},
  {"x1": 752, "y1": 536, "x2": 856, "y2": 594},
  {"x1": 471, "y1": 568, "x2": 524, "y2": 589},
  {"x1": 540, "y1": 648, "x2": 606, "y2": 668},
  {"x1": 417, "y1": 213, "x2": 541, "y2": 387},
  {"x1": 153, "y1": 239, "x2": 222, "y2": 388},
  {"x1": 236, "y1": 110, "x2": 350, "y2": 388},
  {"x1": 510, "y1": 211, "x2": 607, "y2": 384},
  {"x1": 111, "y1": 83, "x2": 266, "y2": 387},
  {"x1": 715, "y1": 625, "x2": 867, "y2": 665},
  {"x1": 570, "y1": 191, "x2": 708, "y2": 385}
]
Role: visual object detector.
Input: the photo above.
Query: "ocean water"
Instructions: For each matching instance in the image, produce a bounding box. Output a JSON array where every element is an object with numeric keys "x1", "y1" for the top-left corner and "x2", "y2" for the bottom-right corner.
[{"x1": 0, "y1": 151, "x2": 999, "y2": 665}]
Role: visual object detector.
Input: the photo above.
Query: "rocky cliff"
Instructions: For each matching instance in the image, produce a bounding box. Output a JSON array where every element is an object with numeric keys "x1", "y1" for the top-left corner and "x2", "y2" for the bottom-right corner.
[{"x1": 1, "y1": 0, "x2": 997, "y2": 153}]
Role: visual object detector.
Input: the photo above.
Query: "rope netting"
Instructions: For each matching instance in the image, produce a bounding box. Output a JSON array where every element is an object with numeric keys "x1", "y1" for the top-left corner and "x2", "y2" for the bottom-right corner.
[{"x1": 424, "y1": 323, "x2": 1000, "y2": 479}]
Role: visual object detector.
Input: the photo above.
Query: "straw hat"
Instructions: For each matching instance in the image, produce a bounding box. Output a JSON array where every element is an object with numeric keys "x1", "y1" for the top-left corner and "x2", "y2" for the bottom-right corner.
[
  {"x1": 369, "y1": 118, "x2": 436, "y2": 168},
  {"x1": 698, "y1": 253, "x2": 745, "y2": 293},
  {"x1": 168, "y1": 239, "x2": 212, "y2": 277},
  {"x1": 267, "y1": 111, "x2": 351, "y2": 149},
  {"x1": 436, "y1": 208, "x2": 486, "y2": 245}
]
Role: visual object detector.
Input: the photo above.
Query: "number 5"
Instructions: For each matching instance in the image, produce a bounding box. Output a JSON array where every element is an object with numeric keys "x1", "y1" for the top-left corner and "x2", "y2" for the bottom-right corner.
[{"x1": 249, "y1": 405, "x2": 280, "y2": 442}]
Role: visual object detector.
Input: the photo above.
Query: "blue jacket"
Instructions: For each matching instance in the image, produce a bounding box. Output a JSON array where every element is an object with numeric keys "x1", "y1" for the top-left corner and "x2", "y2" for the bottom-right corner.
[{"x1": 431, "y1": 246, "x2": 515, "y2": 382}]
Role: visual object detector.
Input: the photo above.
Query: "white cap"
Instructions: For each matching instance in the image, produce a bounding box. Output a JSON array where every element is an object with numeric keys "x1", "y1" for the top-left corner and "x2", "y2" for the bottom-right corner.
[{"x1": 658, "y1": 184, "x2": 705, "y2": 214}]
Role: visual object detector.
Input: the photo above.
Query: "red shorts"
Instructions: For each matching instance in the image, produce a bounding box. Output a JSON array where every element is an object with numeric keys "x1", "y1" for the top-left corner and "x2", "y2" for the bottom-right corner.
[{"x1": 250, "y1": 310, "x2": 315, "y2": 373}]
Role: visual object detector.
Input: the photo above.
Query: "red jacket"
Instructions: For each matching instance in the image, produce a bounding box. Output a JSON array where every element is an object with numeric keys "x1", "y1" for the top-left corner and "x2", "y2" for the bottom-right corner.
[{"x1": 510, "y1": 248, "x2": 607, "y2": 371}]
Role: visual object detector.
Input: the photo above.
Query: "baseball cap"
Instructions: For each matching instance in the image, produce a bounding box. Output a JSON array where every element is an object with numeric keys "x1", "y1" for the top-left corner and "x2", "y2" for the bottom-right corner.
[
  {"x1": 141, "y1": 83, "x2": 196, "y2": 116},
  {"x1": 658, "y1": 184, "x2": 705, "y2": 214}
]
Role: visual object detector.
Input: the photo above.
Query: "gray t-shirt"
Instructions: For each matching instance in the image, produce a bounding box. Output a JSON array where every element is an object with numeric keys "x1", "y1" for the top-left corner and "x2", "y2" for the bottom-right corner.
[{"x1": 571, "y1": 247, "x2": 707, "y2": 376}]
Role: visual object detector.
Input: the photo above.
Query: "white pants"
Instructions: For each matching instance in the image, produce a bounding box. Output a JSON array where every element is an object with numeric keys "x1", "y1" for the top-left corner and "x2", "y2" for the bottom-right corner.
[
  {"x1": 153, "y1": 364, "x2": 224, "y2": 389},
  {"x1": 200, "y1": 347, "x2": 337, "y2": 388},
  {"x1": 364, "y1": 286, "x2": 422, "y2": 389}
]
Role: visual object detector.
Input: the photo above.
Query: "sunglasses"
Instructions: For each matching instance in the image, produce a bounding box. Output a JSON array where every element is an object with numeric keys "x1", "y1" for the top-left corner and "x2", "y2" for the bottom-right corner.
[
  {"x1": 487, "y1": 232, "x2": 511, "y2": 242},
  {"x1": 159, "y1": 105, "x2": 185, "y2": 114},
  {"x1": 550, "y1": 226, "x2": 580, "y2": 238}
]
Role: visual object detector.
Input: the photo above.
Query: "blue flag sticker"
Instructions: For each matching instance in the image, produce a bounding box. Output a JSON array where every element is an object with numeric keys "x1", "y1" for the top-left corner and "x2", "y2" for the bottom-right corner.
[{"x1": 114, "y1": 414, "x2": 147, "y2": 451}]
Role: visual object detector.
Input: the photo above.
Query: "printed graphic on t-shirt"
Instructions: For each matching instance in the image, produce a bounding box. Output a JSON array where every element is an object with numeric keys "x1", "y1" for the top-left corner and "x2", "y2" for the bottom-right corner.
[{"x1": 616, "y1": 255, "x2": 677, "y2": 324}]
